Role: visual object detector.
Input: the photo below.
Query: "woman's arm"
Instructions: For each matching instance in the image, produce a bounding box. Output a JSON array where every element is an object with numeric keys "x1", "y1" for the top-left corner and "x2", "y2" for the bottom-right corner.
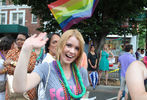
[
  {"x1": 0, "y1": 66, "x2": 8, "y2": 74},
  {"x1": 88, "y1": 59, "x2": 94, "y2": 68},
  {"x1": 109, "y1": 50, "x2": 114, "y2": 58},
  {"x1": 13, "y1": 33, "x2": 48, "y2": 93},
  {"x1": 88, "y1": 53, "x2": 94, "y2": 68},
  {"x1": 94, "y1": 59, "x2": 98, "y2": 69},
  {"x1": 126, "y1": 61, "x2": 147, "y2": 100}
]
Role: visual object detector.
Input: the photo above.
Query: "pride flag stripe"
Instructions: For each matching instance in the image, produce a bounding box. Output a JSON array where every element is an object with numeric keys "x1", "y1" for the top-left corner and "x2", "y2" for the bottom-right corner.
[
  {"x1": 57, "y1": 1, "x2": 94, "y2": 24},
  {"x1": 60, "y1": 7, "x2": 93, "y2": 29},
  {"x1": 48, "y1": 0, "x2": 69, "y2": 9},
  {"x1": 49, "y1": 0, "x2": 92, "y2": 20},
  {"x1": 48, "y1": 0, "x2": 99, "y2": 31}
]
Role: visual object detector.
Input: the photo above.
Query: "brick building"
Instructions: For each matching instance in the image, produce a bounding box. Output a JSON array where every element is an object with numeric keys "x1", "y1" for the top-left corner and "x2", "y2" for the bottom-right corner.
[{"x1": 0, "y1": 0, "x2": 41, "y2": 36}]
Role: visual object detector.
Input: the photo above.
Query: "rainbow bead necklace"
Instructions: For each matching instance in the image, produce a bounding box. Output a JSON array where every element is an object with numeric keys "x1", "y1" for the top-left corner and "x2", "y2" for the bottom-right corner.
[
  {"x1": 53, "y1": 61, "x2": 69, "y2": 100},
  {"x1": 56, "y1": 60, "x2": 86, "y2": 99}
]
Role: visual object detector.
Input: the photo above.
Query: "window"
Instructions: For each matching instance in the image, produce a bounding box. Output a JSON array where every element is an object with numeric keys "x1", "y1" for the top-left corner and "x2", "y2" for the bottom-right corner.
[
  {"x1": 2, "y1": 1, "x2": 6, "y2": 5},
  {"x1": 0, "y1": 11, "x2": 7, "y2": 24},
  {"x1": 11, "y1": 12, "x2": 23, "y2": 25},
  {"x1": 0, "y1": 0, "x2": 6, "y2": 5},
  {"x1": 12, "y1": 12, "x2": 23, "y2": 25},
  {"x1": 1, "y1": 13, "x2": 5, "y2": 24},
  {"x1": 12, "y1": 13, "x2": 17, "y2": 24},
  {"x1": 32, "y1": 14, "x2": 37, "y2": 24},
  {"x1": 10, "y1": 10, "x2": 25, "y2": 25}
]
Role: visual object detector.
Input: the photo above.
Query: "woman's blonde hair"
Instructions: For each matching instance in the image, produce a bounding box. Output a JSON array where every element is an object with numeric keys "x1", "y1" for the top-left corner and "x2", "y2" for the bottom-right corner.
[{"x1": 56, "y1": 29, "x2": 85, "y2": 65}]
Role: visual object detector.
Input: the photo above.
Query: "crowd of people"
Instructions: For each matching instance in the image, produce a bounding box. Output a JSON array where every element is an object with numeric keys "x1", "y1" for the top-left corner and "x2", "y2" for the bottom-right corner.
[{"x1": 0, "y1": 29, "x2": 146, "y2": 100}]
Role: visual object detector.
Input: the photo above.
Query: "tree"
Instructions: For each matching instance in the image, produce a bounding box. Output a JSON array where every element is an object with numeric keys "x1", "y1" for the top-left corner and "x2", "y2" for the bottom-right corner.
[
  {"x1": 12, "y1": 0, "x2": 147, "y2": 56},
  {"x1": 137, "y1": 16, "x2": 147, "y2": 49}
]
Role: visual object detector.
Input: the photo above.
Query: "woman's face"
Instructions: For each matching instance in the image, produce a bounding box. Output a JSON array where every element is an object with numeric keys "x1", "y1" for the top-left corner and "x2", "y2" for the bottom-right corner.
[
  {"x1": 48, "y1": 34, "x2": 60, "y2": 56},
  {"x1": 16, "y1": 34, "x2": 26, "y2": 49},
  {"x1": 104, "y1": 44, "x2": 108, "y2": 50},
  {"x1": 91, "y1": 46, "x2": 95, "y2": 52},
  {"x1": 60, "y1": 36, "x2": 80, "y2": 65}
]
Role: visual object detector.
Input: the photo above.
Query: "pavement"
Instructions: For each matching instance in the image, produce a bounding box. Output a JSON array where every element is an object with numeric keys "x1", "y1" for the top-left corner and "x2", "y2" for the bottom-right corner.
[{"x1": 86, "y1": 85, "x2": 120, "y2": 100}]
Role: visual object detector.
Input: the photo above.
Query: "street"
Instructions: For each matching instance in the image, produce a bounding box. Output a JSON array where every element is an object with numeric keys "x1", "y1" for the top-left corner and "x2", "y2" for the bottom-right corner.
[{"x1": 87, "y1": 85, "x2": 120, "y2": 100}]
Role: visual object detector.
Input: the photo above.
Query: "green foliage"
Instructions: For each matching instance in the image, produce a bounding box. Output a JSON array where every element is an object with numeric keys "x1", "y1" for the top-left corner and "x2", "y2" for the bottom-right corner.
[
  {"x1": 138, "y1": 21, "x2": 147, "y2": 48},
  {"x1": 139, "y1": 32, "x2": 146, "y2": 48}
]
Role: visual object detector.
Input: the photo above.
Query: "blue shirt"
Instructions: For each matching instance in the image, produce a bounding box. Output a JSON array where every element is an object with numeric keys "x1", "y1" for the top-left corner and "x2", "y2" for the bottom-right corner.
[{"x1": 118, "y1": 52, "x2": 136, "y2": 78}]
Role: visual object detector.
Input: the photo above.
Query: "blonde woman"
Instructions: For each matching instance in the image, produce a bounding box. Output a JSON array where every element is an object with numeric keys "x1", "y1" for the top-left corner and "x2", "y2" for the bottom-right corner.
[
  {"x1": 98, "y1": 44, "x2": 114, "y2": 85},
  {"x1": 13, "y1": 29, "x2": 89, "y2": 100}
]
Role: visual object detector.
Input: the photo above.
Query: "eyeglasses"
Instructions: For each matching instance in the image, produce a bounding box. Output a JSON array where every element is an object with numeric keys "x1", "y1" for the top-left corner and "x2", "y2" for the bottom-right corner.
[{"x1": 16, "y1": 38, "x2": 26, "y2": 41}]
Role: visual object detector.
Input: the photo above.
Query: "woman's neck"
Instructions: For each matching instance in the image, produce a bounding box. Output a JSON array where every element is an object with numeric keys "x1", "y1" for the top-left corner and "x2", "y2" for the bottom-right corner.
[
  {"x1": 90, "y1": 51, "x2": 95, "y2": 55},
  {"x1": 49, "y1": 51, "x2": 55, "y2": 56},
  {"x1": 104, "y1": 49, "x2": 108, "y2": 52},
  {"x1": 60, "y1": 60, "x2": 71, "y2": 80},
  {"x1": 60, "y1": 61, "x2": 70, "y2": 70}
]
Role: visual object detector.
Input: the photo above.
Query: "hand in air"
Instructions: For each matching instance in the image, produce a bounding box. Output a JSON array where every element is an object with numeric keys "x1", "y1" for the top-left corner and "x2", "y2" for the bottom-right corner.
[{"x1": 23, "y1": 32, "x2": 48, "y2": 50}]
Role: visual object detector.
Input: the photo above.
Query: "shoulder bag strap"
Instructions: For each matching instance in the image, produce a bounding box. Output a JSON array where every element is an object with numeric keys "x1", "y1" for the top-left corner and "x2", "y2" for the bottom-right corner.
[{"x1": 44, "y1": 63, "x2": 50, "y2": 92}]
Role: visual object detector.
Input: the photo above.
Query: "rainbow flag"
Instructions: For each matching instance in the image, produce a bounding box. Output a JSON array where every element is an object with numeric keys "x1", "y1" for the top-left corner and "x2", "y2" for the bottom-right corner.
[{"x1": 48, "y1": 0, "x2": 99, "y2": 31}]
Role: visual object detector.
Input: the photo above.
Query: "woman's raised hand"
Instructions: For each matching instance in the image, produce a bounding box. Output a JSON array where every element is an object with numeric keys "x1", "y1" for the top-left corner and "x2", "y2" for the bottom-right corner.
[{"x1": 23, "y1": 32, "x2": 48, "y2": 50}]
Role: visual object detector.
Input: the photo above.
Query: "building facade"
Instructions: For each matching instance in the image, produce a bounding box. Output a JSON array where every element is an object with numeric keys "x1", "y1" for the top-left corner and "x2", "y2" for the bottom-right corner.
[{"x1": 0, "y1": 0, "x2": 41, "y2": 35}]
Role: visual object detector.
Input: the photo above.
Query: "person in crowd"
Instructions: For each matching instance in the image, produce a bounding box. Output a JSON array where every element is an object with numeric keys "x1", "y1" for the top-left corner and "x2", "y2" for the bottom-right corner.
[
  {"x1": 6, "y1": 35, "x2": 18, "y2": 50},
  {"x1": 43, "y1": 33, "x2": 60, "y2": 63},
  {"x1": 87, "y1": 45, "x2": 98, "y2": 85},
  {"x1": 139, "y1": 49, "x2": 145, "y2": 61},
  {"x1": 126, "y1": 60, "x2": 147, "y2": 99},
  {"x1": 98, "y1": 44, "x2": 114, "y2": 85},
  {"x1": 119, "y1": 45, "x2": 125, "y2": 56},
  {"x1": 13, "y1": 29, "x2": 89, "y2": 100},
  {"x1": 135, "y1": 48, "x2": 141, "y2": 60},
  {"x1": 33, "y1": 47, "x2": 45, "y2": 65},
  {"x1": 0, "y1": 36, "x2": 15, "y2": 100},
  {"x1": 117, "y1": 44, "x2": 136, "y2": 100},
  {"x1": 80, "y1": 52, "x2": 88, "y2": 69},
  {"x1": 3, "y1": 33, "x2": 37, "y2": 100},
  {"x1": 119, "y1": 45, "x2": 125, "y2": 81}
]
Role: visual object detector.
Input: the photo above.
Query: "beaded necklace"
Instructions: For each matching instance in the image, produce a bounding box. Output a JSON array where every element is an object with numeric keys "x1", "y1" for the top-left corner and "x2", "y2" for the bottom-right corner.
[
  {"x1": 53, "y1": 61, "x2": 69, "y2": 100},
  {"x1": 36, "y1": 48, "x2": 44, "y2": 61},
  {"x1": 33, "y1": 48, "x2": 44, "y2": 64},
  {"x1": 72, "y1": 66, "x2": 81, "y2": 95},
  {"x1": 56, "y1": 60, "x2": 86, "y2": 99}
]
